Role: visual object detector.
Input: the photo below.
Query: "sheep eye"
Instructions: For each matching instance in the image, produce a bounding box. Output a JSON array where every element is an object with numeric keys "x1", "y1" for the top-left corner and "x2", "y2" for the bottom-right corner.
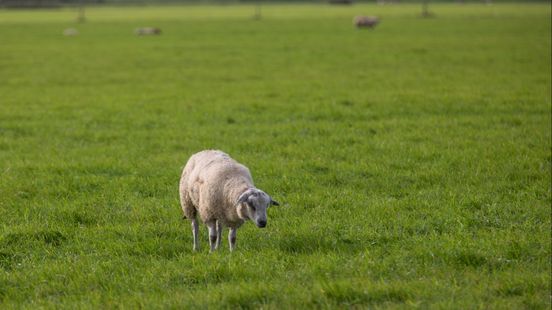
[{"x1": 249, "y1": 204, "x2": 256, "y2": 211}]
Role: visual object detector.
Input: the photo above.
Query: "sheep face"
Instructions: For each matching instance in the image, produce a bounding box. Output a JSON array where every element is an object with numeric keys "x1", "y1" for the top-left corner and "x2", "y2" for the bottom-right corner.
[
  {"x1": 237, "y1": 189, "x2": 279, "y2": 228},
  {"x1": 247, "y1": 191, "x2": 271, "y2": 228}
]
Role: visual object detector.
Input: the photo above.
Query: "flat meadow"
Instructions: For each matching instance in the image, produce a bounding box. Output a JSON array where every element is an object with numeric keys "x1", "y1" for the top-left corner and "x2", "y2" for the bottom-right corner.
[{"x1": 0, "y1": 3, "x2": 550, "y2": 308}]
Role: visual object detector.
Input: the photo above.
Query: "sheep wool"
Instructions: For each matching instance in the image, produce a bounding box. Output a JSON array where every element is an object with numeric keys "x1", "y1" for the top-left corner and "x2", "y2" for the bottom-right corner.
[
  {"x1": 353, "y1": 16, "x2": 380, "y2": 28},
  {"x1": 179, "y1": 150, "x2": 279, "y2": 252},
  {"x1": 134, "y1": 27, "x2": 161, "y2": 36}
]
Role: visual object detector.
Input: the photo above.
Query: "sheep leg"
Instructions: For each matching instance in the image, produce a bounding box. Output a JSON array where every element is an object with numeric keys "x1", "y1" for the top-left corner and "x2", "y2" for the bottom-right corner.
[
  {"x1": 228, "y1": 228, "x2": 237, "y2": 252},
  {"x1": 206, "y1": 220, "x2": 217, "y2": 252},
  {"x1": 215, "y1": 220, "x2": 223, "y2": 250},
  {"x1": 191, "y1": 218, "x2": 200, "y2": 252}
]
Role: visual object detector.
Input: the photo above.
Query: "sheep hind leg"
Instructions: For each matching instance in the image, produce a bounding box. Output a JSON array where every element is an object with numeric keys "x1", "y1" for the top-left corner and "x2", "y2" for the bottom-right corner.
[
  {"x1": 191, "y1": 218, "x2": 200, "y2": 252},
  {"x1": 206, "y1": 220, "x2": 217, "y2": 252},
  {"x1": 215, "y1": 220, "x2": 223, "y2": 250}
]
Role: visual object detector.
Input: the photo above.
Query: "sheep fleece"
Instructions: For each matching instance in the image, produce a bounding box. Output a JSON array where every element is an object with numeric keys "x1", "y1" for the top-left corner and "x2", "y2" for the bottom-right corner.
[{"x1": 179, "y1": 150, "x2": 253, "y2": 228}]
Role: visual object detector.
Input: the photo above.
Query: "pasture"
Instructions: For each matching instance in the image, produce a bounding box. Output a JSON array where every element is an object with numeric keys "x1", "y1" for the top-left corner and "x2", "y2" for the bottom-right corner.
[{"x1": 0, "y1": 3, "x2": 550, "y2": 308}]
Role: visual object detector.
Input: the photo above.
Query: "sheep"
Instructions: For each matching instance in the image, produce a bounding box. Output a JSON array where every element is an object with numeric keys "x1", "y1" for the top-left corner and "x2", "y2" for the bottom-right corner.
[
  {"x1": 62, "y1": 28, "x2": 79, "y2": 36},
  {"x1": 134, "y1": 27, "x2": 161, "y2": 36},
  {"x1": 179, "y1": 150, "x2": 280, "y2": 252},
  {"x1": 353, "y1": 16, "x2": 380, "y2": 29}
]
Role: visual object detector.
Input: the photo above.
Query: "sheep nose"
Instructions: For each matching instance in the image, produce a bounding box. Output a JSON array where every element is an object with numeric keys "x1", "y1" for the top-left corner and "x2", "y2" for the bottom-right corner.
[{"x1": 257, "y1": 220, "x2": 266, "y2": 228}]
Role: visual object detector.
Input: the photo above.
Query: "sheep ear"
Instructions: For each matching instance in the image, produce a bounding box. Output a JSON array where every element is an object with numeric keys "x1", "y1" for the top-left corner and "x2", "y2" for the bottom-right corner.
[
  {"x1": 236, "y1": 189, "x2": 253, "y2": 206},
  {"x1": 270, "y1": 199, "x2": 280, "y2": 206}
]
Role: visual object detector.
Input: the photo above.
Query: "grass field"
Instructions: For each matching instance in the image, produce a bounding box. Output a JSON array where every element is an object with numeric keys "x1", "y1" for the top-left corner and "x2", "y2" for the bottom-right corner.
[{"x1": 0, "y1": 3, "x2": 550, "y2": 308}]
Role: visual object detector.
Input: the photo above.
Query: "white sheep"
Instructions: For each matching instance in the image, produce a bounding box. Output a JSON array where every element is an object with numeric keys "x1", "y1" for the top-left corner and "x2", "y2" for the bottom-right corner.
[
  {"x1": 134, "y1": 27, "x2": 161, "y2": 36},
  {"x1": 63, "y1": 28, "x2": 79, "y2": 36},
  {"x1": 353, "y1": 16, "x2": 380, "y2": 29},
  {"x1": 179, "y1": 150, "x2": 280, "y2": 252}
]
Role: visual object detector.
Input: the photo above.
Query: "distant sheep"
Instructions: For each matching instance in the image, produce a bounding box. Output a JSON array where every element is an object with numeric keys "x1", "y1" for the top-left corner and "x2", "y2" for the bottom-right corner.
[
  {"x1": 134, "y1": 27, "x2": 161, "y2": 36},
  {"x1": 179, "y1": 150, "x2": 280, "y2": 252},
  {"x1": 353, "y1": 16, "x2": 380, "y2": 29},
  {"x1": 63, "y1": 28, "x2": 79, "y2": 36}
]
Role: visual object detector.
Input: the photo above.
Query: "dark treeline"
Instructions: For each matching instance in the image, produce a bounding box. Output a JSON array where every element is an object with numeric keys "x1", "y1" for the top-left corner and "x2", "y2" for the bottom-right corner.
[{"x1": 0, "y1": 0, "x2": 547, "y2": 8}]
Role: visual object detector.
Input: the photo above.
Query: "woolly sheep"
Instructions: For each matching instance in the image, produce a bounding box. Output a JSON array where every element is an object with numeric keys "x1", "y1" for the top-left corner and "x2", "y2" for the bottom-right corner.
[
  {"x1": 134, "y1": 27, "x2": 161, "y2": 36},
  {"x1": 353, "y1": 16, "x2": 380, "y2": 29},
  {"x1": 179, "y1": 150, "x2": 280, "y2": 252},
  {"x1": 63, "y1": 28, "x2": 79, "y2": 36}
]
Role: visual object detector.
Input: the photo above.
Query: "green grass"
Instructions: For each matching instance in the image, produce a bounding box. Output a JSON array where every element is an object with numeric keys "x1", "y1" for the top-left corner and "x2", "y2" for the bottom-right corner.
[{"x1": 0, "y1": 3, "x2": 550, "y2": 308}]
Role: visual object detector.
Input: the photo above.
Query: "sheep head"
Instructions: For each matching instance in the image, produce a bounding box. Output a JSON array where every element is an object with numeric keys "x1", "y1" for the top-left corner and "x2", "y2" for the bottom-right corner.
[{"x1": 236, "y1": 188, "x2": 279, "y2": 228}]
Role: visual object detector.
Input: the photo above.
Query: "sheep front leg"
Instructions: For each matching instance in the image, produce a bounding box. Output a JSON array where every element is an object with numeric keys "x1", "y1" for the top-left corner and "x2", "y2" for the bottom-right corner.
[
  {"x1": 215, "y1": 220, "x2": 223, "y2": 250},
  {"x1": 228, "y1": 228, "x2": 237, "y2": 252},
  {"x1": 191, "y1": 218, "x2": 200, "y2": 252},
  {"x1": 206, "y1": 221, "x2": 217, "y2": 252}
]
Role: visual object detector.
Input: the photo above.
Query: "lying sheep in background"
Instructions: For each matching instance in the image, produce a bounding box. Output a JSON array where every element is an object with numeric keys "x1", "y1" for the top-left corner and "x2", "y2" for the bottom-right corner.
[
  {"x1": 63, "y1": 28, "x2": 79, "y2": 36},
  {"x1": 179, "y1": 150, "x2": 280, "y2": 252},
  {"x1": 134, "y1": 27, "x2": 161, "y2": 36},
  {"x1": 353, "y1": 16, "x2": 380, "y2": 29}
]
